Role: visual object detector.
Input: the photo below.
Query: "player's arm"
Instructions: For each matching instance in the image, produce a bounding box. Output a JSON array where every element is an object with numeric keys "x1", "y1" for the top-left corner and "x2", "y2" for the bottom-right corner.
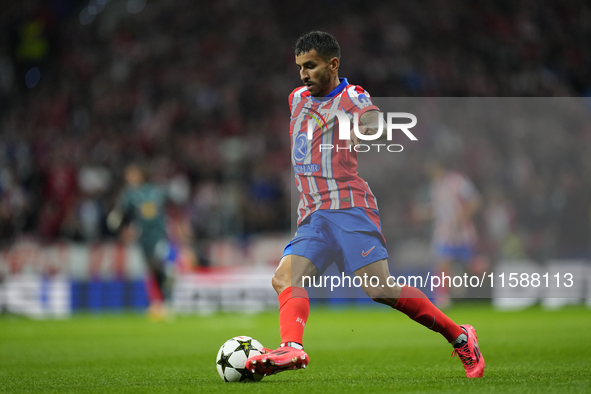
[
  {"x1": 412, "y1": 185, "x2": 433, "y2": 223},
  {"x1": 459, "y1": 192, "x2": 481, "y2": 225},
  {"x1": 106, "y1": 209, "x2": 124, "y2": 232},
  {"x1": 413, "y1": 202, "x2": 433, "y2": 222},
  {"x1": 348, "y1": 110, "x2": 386, "y2": 146},
  {"x1": 107, "y1": 192, "x2": 132, "y2": 233},
  {"x1": 358, "y1": 110, "x2": 384, "y2": 137},
  {"x1": 107, "y1": 205, "x2": 136, "y2": 243},
  {"x1": 458, "y1": 179, "x2": 482, "y2": 225}
]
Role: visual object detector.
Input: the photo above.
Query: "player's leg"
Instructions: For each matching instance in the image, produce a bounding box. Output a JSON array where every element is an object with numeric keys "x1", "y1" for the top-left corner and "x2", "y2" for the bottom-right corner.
[
  {"x1": 272, "y1": 254, "x2": 317, "y2": 347},
  {"x1": 354, "y1": 259, "x2": 463, "y2": 337},
  {"x1": 145, "y1": 254, "x2": 167, "y2": 321},
  {"x1": 434, "y1": 257, "x2": 453, "y2": 309},
  {"x1": 246, "y1": 254, "x2": 317, "y2": 375},
  {"x1": 143, "y1": 238, "x2": 176, "y2": 321},
  {"x1": 354, "y1": 259, "x2": 485, "y2": 378},
  {"x1": 272, "y1": 253, "x2": 319, "y2": 294},
  {"x1": 139, "y1": 241, "x2": 165, "y2": 320},
  {"x1": 435, "y1": 243, "x2": 481, "y2": 308}
]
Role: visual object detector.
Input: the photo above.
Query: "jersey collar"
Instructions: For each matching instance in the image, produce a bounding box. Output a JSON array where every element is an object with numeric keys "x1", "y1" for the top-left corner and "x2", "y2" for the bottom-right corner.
[
  {"x1": 325, "y1": 78, "x2": 348, "y2": 97},
  {"x1": 309, "y1": 78, "x2": 349, "y2": 103}
]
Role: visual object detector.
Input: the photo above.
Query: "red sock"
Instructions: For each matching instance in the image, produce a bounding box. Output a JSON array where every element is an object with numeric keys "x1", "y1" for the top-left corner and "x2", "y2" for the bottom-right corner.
[
  {"x1": 394, "y1": 286, "x2": 463, "y2": 343},
  {"x1": 278, "y1": 287, "x2": 310, "y2": 345},
  {"x1": 145, "y1": 274, "x2": 163, "y2": 303}
]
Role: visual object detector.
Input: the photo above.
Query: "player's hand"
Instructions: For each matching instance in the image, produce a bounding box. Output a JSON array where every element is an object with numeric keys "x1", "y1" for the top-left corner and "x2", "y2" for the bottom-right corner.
[
  {"x1": 107, "y1": 210, "x2": 123, "y2": 232},
  {"x1": 346, "y1": 124, "x2": 370, "y2": 148}
]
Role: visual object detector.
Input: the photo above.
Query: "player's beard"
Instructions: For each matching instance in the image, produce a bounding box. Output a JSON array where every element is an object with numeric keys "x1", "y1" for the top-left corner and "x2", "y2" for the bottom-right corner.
[{"x1": 312, "y1": 68, "x2": 333, "y2": 97}]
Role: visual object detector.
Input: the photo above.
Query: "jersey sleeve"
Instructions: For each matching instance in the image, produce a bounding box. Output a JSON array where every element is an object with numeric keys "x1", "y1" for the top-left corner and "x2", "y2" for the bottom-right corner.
[
  {"x1": 342, "y1": 85, "x2": 380, "y2": 116},
  {"x1": 288, "y1": 86, "x2": 309, "y2": 114},
  {"x1": 288, "y1": 89, "x2": 295, "y2": 109}
]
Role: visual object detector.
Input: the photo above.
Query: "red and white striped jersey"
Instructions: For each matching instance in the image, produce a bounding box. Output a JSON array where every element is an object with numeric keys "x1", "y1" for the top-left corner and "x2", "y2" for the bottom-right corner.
[
  {"x1": 431, "y1": 171, "x2": 479, "y2": 246},
  {"x1": 289, "y1": 78, "x2": 380, "y2": 225}
]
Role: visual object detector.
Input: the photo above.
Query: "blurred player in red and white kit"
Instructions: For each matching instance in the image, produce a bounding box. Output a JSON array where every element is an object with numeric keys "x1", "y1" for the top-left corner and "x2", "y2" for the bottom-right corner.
[
  {"x1": 415, "y1": 157, "x2": 483, "y2": 308},
  {"x1": 246, "y1": 31, "x2": 485, "y2": 378}
]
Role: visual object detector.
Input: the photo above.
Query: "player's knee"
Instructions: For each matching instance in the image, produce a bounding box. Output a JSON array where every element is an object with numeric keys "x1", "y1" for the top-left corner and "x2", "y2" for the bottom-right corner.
[
  {"x1": 272, "y1": 269, "x2": 291, "y2": 295},
  {"x1": 366, "y1": 288, "x2": 394, "y2": 300},
  {"x1": 370, "y1": 295, "x2": 399, "y2": 308},
  {"x1": 364, "y1": 287, "x2": 400, "y2": 307}
]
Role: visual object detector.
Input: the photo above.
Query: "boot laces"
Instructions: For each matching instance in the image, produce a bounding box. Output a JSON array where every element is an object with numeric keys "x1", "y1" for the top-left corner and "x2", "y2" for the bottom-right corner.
[{"x1": 451, "y1": 344, "x2": 474, "y2": 369}]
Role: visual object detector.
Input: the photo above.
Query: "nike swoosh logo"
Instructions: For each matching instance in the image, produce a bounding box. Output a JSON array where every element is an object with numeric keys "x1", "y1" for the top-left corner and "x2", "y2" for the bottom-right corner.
[{"x1": 362, "y1": 246, "x2": 376, "y2": 257}]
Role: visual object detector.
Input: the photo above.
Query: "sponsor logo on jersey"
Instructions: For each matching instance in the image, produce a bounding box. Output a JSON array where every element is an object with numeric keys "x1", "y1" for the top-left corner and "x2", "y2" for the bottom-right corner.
[
  {"x1": 293, "y1": 132, "x2": 309, "y2": 162},
  {"x1": 293, "y1": 164, "x2": 319, "y2": 174}
]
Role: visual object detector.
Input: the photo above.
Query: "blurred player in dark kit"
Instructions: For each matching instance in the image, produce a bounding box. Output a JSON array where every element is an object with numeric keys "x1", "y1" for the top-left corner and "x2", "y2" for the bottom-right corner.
[{"x1": 108, "y1": 163, "x2": 172, "y2": 320}]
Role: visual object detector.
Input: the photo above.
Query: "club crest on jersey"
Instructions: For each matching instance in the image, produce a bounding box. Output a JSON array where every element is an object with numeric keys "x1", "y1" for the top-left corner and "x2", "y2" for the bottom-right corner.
[{"x1": 302, "y1": 107, "x2": 329, "y2": 138}]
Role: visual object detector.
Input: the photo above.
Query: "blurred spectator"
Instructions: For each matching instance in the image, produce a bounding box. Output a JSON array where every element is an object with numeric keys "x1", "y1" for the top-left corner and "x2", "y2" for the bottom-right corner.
[
  {"x1": 0, "y1": 0, "x2": 590, "y2": 267},
  {"x1": 551, "y1": 170, "x2": 591, "y2": 259},
  {"x1": 482, "y1": 187, "x2": 516, "y2": 261}
]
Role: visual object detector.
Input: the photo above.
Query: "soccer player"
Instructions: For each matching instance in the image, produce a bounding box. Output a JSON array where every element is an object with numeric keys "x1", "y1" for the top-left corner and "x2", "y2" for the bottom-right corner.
[
  {"x1": 416, "y1": 157, "x2": 482, "y2": 308},
  {"x1": 107, "y1": 163, "x2": 172, "y2": 320},
  {"x1": 246, "y1": 31, "x2": 485, "y2": 378}
]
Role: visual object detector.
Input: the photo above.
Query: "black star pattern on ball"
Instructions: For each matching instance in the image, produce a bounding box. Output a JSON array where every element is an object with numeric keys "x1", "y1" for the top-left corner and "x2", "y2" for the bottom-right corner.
[
  {"x1": 234, "y1": 339, "x2": 257, "y2": 357},
  {"x1": 236, "y1": 368, "x2": 257, "y2": 382},
  {"x1": 217, "y1": 351, "x2": 232, "y2": 374}
]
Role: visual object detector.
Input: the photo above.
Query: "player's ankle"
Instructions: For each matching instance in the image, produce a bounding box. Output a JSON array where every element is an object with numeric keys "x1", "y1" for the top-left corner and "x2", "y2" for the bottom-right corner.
[
  {"x1": 450, "y1": 329, "x2": 468, "y2": 348},
  {"x1": 281, "y1": 341, "x2": 304, "y2": 350}
]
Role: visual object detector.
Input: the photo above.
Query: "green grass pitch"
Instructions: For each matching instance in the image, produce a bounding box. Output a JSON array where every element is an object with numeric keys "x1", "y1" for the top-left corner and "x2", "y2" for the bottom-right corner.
[{"x1": 1, "y1": 303, "x2": 590, "y2": 393}]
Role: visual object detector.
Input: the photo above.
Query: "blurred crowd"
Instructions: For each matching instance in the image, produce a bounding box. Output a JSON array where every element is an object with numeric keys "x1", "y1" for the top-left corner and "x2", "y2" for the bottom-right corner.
[{"x1": 0, "y1": 0, "x2": 590, "y2": 261}]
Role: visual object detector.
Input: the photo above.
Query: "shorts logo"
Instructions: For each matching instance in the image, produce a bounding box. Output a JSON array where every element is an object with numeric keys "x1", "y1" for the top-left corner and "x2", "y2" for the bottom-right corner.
[{"x1": 362, "y1": 246, "x2": 376, "y2": 257}]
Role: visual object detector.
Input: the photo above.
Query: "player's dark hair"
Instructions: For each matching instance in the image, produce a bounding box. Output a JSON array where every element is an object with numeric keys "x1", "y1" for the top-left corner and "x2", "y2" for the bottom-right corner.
[
  {"x1": 427, "y1": 152, "x2": 457, "y2": 171},
  {"x1": 295, "y1": 30, "x2": 340, "y2": 62},
  {"x1": 125, "y1": 162, "x2": 149, "y2": 181}
]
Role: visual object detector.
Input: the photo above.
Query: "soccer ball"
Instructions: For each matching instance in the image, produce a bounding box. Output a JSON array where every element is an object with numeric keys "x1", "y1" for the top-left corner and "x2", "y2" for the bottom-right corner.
[{"x1": 216, "y1": 336, "x2": 265, "y2": 382}]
